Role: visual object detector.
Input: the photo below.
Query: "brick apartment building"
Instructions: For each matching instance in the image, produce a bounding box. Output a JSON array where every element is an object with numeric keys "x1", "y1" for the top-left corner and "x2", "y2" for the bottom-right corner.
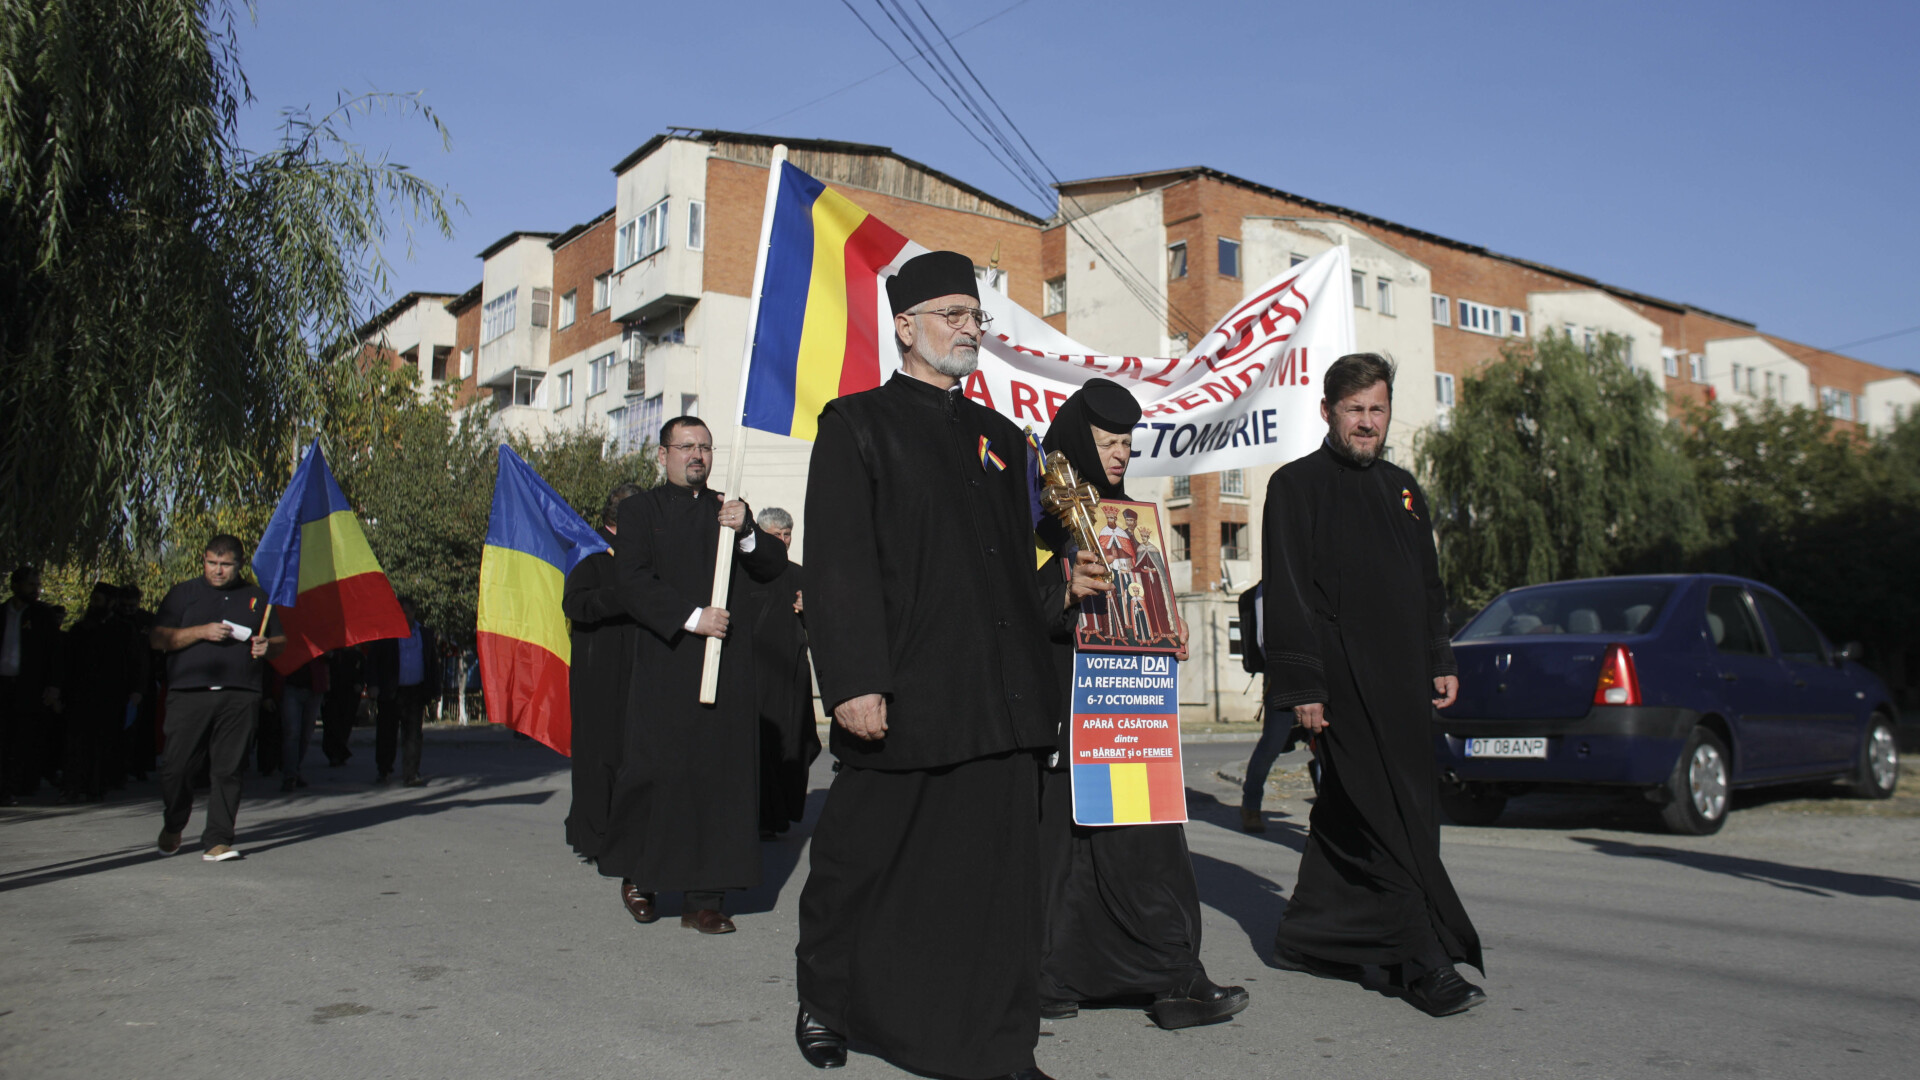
[{"x1": 359, "y1": 128, "x2": 1920, "y2": 721}]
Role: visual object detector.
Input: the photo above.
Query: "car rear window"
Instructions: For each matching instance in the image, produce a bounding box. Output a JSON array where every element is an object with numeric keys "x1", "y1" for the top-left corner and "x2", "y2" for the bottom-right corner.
[{"x1": 1458, "y1": 581, "x2": 1675, "y2": 640}]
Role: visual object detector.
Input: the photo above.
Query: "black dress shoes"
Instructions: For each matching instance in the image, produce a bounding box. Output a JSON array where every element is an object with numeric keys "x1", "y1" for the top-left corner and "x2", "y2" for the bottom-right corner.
[
  {"x1": 1150, "y1": 973, "x2": 1251, "y2": 1030},
  {"x1": 1038, "y1": 998, "x2": 1079, "y2": 1020},
  {"x1": 999, "y1": 1069, "x2": 1058, "y2": 1080},
  {"x1": 619, "y1": 881, "x2": 658, "y2": 924},
  {"x1": 1273, "y1": 944, "x2": 1365, "y2": 983},
  {"x1": 795, "y1": 1007, "x2": 847, "y2": 1069},
  {"x1": 1401, "y1": 965, "x2": 1488, "y2": 1017}
]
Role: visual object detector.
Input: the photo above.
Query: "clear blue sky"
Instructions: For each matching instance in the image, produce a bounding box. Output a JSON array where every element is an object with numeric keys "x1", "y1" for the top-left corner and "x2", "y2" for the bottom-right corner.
[{"x1": 233, "y1": 0, "x2": 1919, "y2": 371}]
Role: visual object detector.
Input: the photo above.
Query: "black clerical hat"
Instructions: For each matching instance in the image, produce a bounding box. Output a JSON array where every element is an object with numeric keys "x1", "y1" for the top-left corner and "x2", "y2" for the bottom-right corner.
[
  {"x1": 887, "y1": 250, "x2": 979, "y2": 316},
  {"x1": 1079, "y1": 377, "x2": 1142, "y2": 433}
]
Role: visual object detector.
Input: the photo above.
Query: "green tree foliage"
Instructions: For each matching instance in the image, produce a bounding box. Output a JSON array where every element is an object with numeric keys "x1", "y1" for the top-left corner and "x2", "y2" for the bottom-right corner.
[
  {"x1": 0, "y1": 0, "x2": 456, "y2": 565},
  {"x1": 1418, "y1": 333, "x2": 1703, "y2": 609}
]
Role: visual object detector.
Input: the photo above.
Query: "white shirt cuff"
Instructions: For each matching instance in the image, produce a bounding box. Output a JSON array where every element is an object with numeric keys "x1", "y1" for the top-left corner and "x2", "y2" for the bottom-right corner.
[
  {"x1": 683, "y1": 608, "x2": 703, "y2": 632},
  {"x1": 738, "y1": 529, "x2": 757, "y2": 552}
]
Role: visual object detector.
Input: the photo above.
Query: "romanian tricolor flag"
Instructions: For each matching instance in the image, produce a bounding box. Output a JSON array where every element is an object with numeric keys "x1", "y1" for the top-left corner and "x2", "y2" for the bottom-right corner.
[
  {"x1": 253, "y1": 440, "x2": 410, "y2": 675},
  {"x1": 475, "y1": 446, "x2": 608, "y2": 756},
  {"x1": 740, "y1": 160, "x2": 916, "y2": 442}
]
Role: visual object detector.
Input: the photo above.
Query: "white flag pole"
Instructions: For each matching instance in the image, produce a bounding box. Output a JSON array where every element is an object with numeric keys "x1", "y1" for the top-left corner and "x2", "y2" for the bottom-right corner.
[{"x1": 699, "y1": 143, "x2": 788, "y2": 705}]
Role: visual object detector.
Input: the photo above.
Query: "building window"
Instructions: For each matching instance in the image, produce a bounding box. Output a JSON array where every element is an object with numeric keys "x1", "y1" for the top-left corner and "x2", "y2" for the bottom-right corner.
[
  {"x1": 1227, "y1": 617, "x2": 1244, "y2": 658},
  {"x1": 1043, "y1": 276, "x2": 1066, "y2": 316},
  {"x1": 1822, "y1": 387, "x2": 1856, "y2": 420},
  {"x1": 1509, "y1": 312, "x2": 1526, "y2": 337},
  {"x1": 1290, "y1": 253, "x2": 1308, "y2": 267},
  {"x1": 558, "y1": 290, "x2": 577, "y2": 330},
  {"x1": 1169, "y1": 332, "x2": 1189, "y2": 356},
  {"x1": 1220, "y1": 522, "x2": 1249, "y2": 562},
  {"x1": 1218, "y1": 238, "x2": 1240, "y2": 278},
  {"x1": 618, "y1": 199, "x2": 670, "y2": 268},
  {"x1": 681, "y1": 393, "x2": 700, "y2": 418},
  {"x1": 1689, "y1": 353, "x2": 1705, "y2": 382},
  {"x1": 1221, "y1": 469, "x2": 1245, "y2": 497},
  {"x1": 634, "y1": 394, "x2": 664, "y2": 448},
  {"x1": 1765, "y1": 371, "x2": 1777, "y2": 399},
  {"x1": 1457, "y1": 299, "x2": 1504, "y2": 336},
  {"x1": 1431, "y1": 294, "x2": 1451, "y2": 325},
  {"x1": 1376, "y1": 277, "x2": 1395, "y2": 316},
  {"x1": 1170, "y1": 475, "x2": 1191, "y2": 500},
  {"x1": 686, "y1": 200, "x2": 705, "y2": 251},
  {"x1": 482, "y1": 288, "x2": 517, "y2": 342},
  {"x1": 530, "y1": 287, "x2": 551, "y2": 329},
  {"x1": 1663, "y1": 348, "x2": 1680, "y2": 378},
  {"x1": 1435, "y1": 372, "x2": 1456, "y2": 408},
  {"x1": 593, "y1": 272, "x2": 610, "y2": 311},
  {"x1": 1171, "y1": 523, "x2": 1191, "y2": 561},
  {"x1": 554, "y1": 370, "x2": 574, "y2": 409},
  {"x1": 1352, "y1": 270, "x2": 1368, "y2": 308},
  {"x1": 511, "y1": 370, "x2": 544, "y2": 407},
  {"x1": 588, "y1": 353, "x2": 613, "y2": 396},
  {"x1": 458, "y1": 347, "x2": 474, "y2": 379},
  {"x1": 1167, "y1": 242, "x2": 1187, "y2": 280}
]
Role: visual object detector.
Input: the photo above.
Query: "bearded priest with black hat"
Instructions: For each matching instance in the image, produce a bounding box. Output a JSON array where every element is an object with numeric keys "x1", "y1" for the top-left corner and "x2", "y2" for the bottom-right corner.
[
  {"x1": 794, "y1": 251, "x2": 1101, "y2": 1080},
  {"x1": 1034, "y1": 377, "x2": 1251, "y2": 1031}
]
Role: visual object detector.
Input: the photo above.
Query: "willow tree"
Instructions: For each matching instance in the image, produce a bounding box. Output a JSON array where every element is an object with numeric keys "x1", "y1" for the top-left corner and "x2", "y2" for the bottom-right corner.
[
  {"x1": 1417, "y1": 332, "x2": 1703, "y2": 610},
  {"x1": 0, "y1": 0, "x2": 456, "y2": 566}
]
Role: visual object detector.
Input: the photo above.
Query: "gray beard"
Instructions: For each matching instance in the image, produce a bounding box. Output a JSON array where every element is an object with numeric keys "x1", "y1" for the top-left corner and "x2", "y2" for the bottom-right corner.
[{"x1": 915, "y1": 335, "x2": 978, "y2": 378}]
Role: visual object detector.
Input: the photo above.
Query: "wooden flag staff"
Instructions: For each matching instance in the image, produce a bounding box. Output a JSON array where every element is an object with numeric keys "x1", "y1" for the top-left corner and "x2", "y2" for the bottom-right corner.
[{"x1": 699, "y1": 143, "x2": 789, "y2": 705}]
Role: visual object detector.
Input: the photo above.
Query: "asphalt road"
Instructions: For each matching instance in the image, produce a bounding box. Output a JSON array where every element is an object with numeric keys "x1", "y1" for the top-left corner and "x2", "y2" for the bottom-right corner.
[{"x1": 2, "y1": 727, "x2": 1916, "y2": 1080}]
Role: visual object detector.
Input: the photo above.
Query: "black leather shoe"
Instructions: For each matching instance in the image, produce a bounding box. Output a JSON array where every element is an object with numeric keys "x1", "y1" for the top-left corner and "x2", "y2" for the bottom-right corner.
[
  {"x1": 999, "y1": 1069, "x2": 1058, "y2": 1080},
  {"x1": 795, "y1": 1007, "x2": 846, "y2": 1069},
  {"x1": 1401, "y1": 965, "x2": 1487, "y2": 1017},
  {"x1": 1274, "y1": 944, "x2": 1364, "y2": 983},
  {"x1": 1150, "y1": 973, "x2": 1250, "y2": 1030},
  {"x1": 1039, "y1": 998, "x2": 1079, "y2": 1020}
]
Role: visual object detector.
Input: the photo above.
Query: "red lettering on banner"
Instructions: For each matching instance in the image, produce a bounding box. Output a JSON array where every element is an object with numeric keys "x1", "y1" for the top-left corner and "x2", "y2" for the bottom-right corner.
[
  {"x1": 1044, "y1": 390, "x2": 1067, "y2": 420},
  {"x1": 1082, "y1": 354, "x2": 1103, "y2": 368},
  {"x1": 1175, "y1": 391, "x2": 1208, "y2": 411},
  {"x1": 1143, "y1": 356, "x2": 1181, "y2": 387},
  {"x1": 1115, "y1": 356, "x2": 1144, "y2": 379},
  {"x1": 1011, "y1": 381, "x2": 1044, "y2": 422},
  {"x1": 963, "y1": 370, "x2": 996, "y2": 410}
]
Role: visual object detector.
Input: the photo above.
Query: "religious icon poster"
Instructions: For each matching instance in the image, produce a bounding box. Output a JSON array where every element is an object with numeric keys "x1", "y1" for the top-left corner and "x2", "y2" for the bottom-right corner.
[{"x1": 1068, "y1": 499, "x2": 1187, "y2": 826}]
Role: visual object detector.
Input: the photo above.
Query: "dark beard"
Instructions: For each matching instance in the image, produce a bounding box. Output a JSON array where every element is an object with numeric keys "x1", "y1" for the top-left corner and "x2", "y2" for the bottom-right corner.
[{"x1": 1328, "y1": 427, "x2": 1385, "y2": 466}]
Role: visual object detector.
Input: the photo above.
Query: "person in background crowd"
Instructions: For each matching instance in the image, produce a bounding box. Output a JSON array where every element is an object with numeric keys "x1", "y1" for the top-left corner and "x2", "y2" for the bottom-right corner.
[
  {"x1": 150, "y1": 535, "x2": 283, "y2": 861},
  {"x1": 600, "y1": 415, "x2": 787, "y2": 934},
  {"x1": 278, "y1": 655, "x2": 328, "y2": 792},
  {"x1": 369, "y1": 599, "x2": 436, "y2": 787},
  {"x1": 1, "y1": 565, "x2": 64, "y2": 804},
  {"x1": 1262, "y1": 352, "x2": 1485, "y2": 1017},
  {"x1": 562, "y1": 482, "x2": 643, "y2": 861},
  {"x1": 321, "y1": 646, "x2": 363, "y2": 767},
  {"x1": 61, "y1": 583, "x2": 143, "y2": 802},
  {"x1": 741, "y1": 506, "x2": 819, "y2": 840}
]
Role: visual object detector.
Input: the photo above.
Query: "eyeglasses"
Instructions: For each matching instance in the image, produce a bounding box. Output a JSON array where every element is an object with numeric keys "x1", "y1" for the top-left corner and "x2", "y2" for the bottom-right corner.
[
  {"x1": 913, "y1": 306, "x2": 993, "y2": 330},
  {"x1": 666, "y1": 442, "x2": 714, "y2": 454}
]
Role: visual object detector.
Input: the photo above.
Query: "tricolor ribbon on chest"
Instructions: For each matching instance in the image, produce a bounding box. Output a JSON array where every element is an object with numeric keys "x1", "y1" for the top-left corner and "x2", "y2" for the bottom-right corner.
[{"x1": 979, "y1": 435, "x2": 1006, "y2": 473}]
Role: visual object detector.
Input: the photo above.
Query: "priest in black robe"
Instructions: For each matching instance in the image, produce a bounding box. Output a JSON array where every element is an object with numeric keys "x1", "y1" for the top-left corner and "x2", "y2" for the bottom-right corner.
[
  {"x1": 795, "y1": 251, "x2": 1083, "y2": 1080},
  {"x1": 599, "y1": 417, "x2": 786, "y2": 934},
  {"x1": 1262, "y1": 352, "x2": 1486, "y2": 1017},
  {"x1": 1034, "y1": 377, "x2": 1249, "y2": 1031},
  {"x1": 561, "y1": 482, "x2": 642, "y2": 862},
  {"x1": 740, "y1": 506, "x2": 819, "y2": 838}
]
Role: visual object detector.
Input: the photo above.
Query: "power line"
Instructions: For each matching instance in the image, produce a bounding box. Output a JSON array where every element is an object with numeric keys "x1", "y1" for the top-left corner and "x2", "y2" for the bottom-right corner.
[
  {"x1": 1819, "y1": 322, "x2": 1920, "y2": 354},
  {"x1": 741, "y1": 0, "x2": 1033, "y2": 134}
]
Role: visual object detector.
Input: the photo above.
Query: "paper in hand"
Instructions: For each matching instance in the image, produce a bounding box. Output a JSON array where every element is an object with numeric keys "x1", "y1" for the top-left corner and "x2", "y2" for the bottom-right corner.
[{"x1": 221, "y1": 620, "x2": 254, "y2": 642}]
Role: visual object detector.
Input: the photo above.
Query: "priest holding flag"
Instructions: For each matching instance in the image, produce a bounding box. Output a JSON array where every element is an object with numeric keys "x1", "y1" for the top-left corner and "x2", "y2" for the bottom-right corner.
[{"x1": 252, "y1": 440, "x2": 409, "y2": 675}]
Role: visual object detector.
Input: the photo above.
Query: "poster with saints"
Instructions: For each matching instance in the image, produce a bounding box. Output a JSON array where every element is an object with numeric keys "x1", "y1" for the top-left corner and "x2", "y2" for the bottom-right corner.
[{"x1": 1068, "y1": 498, "x2": 1186, "y2": 826}]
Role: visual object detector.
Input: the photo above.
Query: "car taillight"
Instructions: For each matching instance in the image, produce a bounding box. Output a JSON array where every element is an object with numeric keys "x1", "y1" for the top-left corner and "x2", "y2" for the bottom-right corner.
[{"x1": 1593, "y1": 644, "x2": 1641, "y2": 706}]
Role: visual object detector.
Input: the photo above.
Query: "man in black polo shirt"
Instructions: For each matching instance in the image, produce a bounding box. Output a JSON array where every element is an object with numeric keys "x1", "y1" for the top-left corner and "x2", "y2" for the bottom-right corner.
[{"x1": 150, "y1": 535, "x2": 283, "y2": 861}]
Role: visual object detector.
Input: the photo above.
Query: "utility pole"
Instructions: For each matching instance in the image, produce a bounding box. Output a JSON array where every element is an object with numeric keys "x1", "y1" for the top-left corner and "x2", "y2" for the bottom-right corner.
[{"x1": 1210, "y1": 607, "x2": 1221, "y2": 726}]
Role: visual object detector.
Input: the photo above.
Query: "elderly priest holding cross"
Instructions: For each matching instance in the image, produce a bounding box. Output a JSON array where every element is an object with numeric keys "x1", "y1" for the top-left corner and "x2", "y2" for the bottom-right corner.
[{"x1": 794, "y1": 251, "x2": 1101, "y2": 1080}]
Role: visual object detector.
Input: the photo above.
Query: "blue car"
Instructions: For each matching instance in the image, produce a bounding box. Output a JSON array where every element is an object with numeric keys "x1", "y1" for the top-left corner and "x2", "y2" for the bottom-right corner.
[{"x1": 1433, "y1": 574, "x2": 1901, "y2": 834}]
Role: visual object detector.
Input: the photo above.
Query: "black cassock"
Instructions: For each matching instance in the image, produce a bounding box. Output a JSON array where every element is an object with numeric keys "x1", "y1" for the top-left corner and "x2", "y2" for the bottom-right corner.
[
  {"x1": 1263, "y1": 442, "x2": 1482, "y2": 972},
  {"x1": 737, "y1": 560, "x2": 819, "y2": 834},
  {"x1": 799, "y1": 372, "x2": 1059, "y2": 1080},
  {"x1": 598, "y1": 483, "x2": 787, "y2": 894},
  {"x1": 561, "y1": 530, "x2": 636, "y2": 859}
]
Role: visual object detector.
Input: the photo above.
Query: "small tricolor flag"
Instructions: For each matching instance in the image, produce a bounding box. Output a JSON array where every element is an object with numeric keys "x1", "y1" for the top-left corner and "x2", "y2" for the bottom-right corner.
[
  {"x1": 475, "y1": 446, "x2": 609, "y2": 756},
  {"x1": 739, "y1": 161, "x2": 914, "y2": 442},
  {"x1": 252, "y1": 440, "x2": 409, "y2": 675}
]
